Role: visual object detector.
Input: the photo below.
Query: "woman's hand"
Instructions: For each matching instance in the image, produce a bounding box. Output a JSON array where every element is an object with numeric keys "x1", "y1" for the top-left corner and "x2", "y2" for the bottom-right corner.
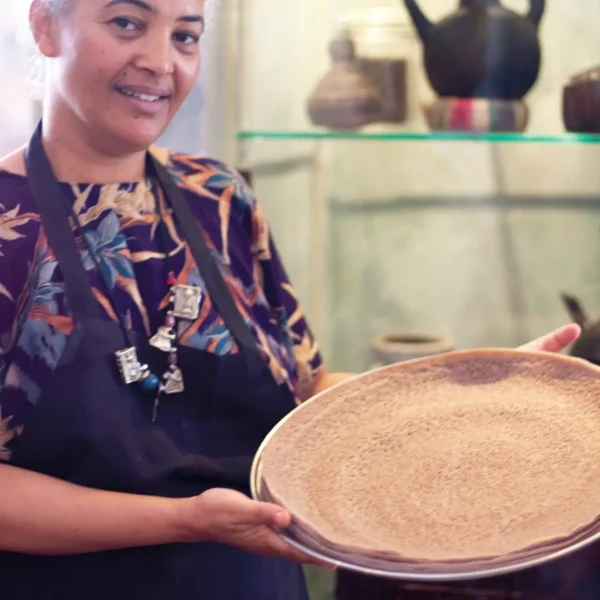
[
  {"x1": 516, "y1": 323, "x2": 581, "y2": 353},
  {"x1": 182, "y1": 488, "x2": 331, "y2": 568}
]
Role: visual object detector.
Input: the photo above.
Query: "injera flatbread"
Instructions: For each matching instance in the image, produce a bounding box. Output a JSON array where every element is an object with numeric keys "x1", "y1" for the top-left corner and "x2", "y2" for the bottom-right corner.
[{"x1": 259, "y1": 349, "x2": 600, "y2": 567}]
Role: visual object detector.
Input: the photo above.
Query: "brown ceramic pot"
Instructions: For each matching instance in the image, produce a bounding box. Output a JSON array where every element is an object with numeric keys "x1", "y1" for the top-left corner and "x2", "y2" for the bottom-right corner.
[
  {"x1": 371, "y1": 332, "x2": 454, "y2": 366},
  {"x1": 307, "y1": 32, "x2": 383, "y2": 131},
  {"x1": 563, "y1": 65, "x2": 600, "y2": 133}
]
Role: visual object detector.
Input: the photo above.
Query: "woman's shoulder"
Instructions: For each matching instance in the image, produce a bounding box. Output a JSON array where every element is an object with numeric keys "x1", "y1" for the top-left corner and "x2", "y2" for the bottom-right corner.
[
  {"x1": 0, "y1": 149, "x2": 41, "y2": 244},
  {"x1": 152, "y1": 146, "x2": 243, "y2": 181},
  {"x1": 0, "y1": 147, "x2": 26, "y2": 176},
  {"x1": 0, "y1": 151, "x2": 41, "y2": 367},
  {"x1": 0, "y1": 147, "x2": 35, "y2": 205},
  {"x1": 0, "y1": 149, "x2": 40, "y2": 236},
  {"x1": 153, "y1": 147, "x2": 257, "y2": 213}
]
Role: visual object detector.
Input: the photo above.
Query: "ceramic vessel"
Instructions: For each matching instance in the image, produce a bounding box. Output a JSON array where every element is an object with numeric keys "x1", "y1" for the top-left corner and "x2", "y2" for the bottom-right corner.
[
  {"x1": 561, "y1": 292, "x2": 600, "y2": 366},
  {"x1": 403, "y1": 0, "x2": 545, "y2": 100},
  {"x1": 563, "y1": 65, "x2": 600, "y2": 134},
  {"x1": 371, "y1": 332, "x2": 454, "y2": 367},
  {"x1": 307, "y1": 32, "x2": 382, "y2": 131}
]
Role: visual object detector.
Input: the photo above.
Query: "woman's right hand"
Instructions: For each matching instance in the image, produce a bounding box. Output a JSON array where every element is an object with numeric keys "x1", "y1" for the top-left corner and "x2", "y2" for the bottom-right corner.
[{"x1": 179, "y1": 487, "x2": 332, "y2": 568}]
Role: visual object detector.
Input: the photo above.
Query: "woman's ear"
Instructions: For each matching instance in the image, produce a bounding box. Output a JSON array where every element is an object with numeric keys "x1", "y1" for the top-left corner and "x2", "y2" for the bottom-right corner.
[{"x1": 29, "y1": 0, "x2": 61, "y2": 58}]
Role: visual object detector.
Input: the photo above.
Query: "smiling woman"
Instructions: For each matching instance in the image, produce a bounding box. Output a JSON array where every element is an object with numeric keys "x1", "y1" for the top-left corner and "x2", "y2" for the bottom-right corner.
[
  {"x1": 0, "y1": 0, "x2": 327, "y2": 598},
  {"x1": 0, "y1": 0, "x2": 580, "y2": 599},
  {"x1": 29, "y1": 0, "x2": 206, "y2": 165}
]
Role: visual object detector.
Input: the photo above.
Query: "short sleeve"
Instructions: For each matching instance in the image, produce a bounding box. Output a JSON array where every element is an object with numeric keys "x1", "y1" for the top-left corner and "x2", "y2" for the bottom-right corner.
[
  {"x1": 0, "y1": 198, "x2": 40, "y2": 461},
  {"x1": 0, "y1": 180, "x2": 47, "y2": 463},
  {"x1": 0, "y1": 347, "x2": 11, "y2": 461},
  {"x1": 247, "y1": 194, "x2": 324, "y2": 401}
]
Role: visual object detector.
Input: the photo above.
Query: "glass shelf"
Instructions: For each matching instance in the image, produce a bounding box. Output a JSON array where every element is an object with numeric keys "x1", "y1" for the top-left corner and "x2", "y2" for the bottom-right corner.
[{"x1": 237, "y1": 130, "x2": 600, "y2": 144}]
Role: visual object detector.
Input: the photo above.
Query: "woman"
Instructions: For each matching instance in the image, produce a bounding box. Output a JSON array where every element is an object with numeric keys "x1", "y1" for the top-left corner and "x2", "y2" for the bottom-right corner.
[{"x1": 0, "y1": 0, "x2": 581, "y2": 598}]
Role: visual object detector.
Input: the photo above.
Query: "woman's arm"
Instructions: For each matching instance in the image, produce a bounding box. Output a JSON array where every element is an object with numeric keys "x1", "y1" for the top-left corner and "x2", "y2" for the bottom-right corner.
[
  {"x1": 312, "y1": 369, "x2": 356, "y2": 396},
  {"x1": 0, "y1": 463, "x2": 186, "y2": 554},
  {"x1": 0, "y1": 464, "x2": 323, "y2": 565}
]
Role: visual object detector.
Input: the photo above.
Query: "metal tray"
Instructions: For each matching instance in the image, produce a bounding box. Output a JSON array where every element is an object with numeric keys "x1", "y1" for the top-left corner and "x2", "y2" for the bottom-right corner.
[{"x1": 250, "y1": 410, "x2": 600, "y2": 582}]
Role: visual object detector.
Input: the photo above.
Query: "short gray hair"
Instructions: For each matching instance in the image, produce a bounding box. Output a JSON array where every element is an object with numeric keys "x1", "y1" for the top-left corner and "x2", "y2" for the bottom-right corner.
[
  {"x1": 43, "y1": 0, "x2": 218, "y2": 21},
  {"x1": 45, "y1": 0, "x2": 71, "y2": 13}
]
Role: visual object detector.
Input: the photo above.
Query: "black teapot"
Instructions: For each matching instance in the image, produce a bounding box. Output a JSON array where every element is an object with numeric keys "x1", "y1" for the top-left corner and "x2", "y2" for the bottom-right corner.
[
  {"x1": 561, "y1": 292, "x2": 600, "y2": 366},
  {"x1": 403, "y1": 0, "x2": 545, "y2": 100}
]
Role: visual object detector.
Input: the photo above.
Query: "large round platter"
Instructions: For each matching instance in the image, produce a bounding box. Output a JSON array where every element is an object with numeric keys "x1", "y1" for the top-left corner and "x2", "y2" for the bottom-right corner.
[{"x1": 250, "y1": 349, "x2": 600, "y2": 581}]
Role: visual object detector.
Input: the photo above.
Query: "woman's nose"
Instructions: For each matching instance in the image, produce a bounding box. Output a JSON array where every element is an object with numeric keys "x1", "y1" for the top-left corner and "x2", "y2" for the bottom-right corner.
[{"x1": 135, "y1": 33, "x2": 175, "y2": 75}]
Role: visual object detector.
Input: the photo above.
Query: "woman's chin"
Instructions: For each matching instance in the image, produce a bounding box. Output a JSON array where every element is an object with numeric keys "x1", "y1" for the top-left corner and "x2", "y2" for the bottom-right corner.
[{"x1": 106, "y1": 121, "x2": 171, "y2": 152}]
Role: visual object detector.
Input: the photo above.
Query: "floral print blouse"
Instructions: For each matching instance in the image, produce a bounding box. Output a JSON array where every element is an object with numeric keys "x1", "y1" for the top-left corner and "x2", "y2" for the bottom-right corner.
[{"x1": 0, "y1": 149, "x2": 322, "y2": 462}]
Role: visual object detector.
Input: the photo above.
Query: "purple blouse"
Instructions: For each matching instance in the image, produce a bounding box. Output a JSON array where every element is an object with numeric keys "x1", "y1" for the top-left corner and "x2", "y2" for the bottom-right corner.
[{"x1": 0, "y1": 149, "x2": 322, "y2": 462}]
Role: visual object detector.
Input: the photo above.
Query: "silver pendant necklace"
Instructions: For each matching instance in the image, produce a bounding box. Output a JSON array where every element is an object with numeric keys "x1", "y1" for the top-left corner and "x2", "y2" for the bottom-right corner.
[
  {"x1": 145, "y1": 185, "x2": 203, "y2": 420},
  {"x1": 66, "y1": 179, "x2": 203, "y2": 418}
]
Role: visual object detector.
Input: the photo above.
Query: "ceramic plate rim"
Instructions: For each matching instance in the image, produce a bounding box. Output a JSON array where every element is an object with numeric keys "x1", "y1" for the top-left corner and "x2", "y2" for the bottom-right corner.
[{"x1": 250, "y1": 351, "x2": 600, "y2": 581}]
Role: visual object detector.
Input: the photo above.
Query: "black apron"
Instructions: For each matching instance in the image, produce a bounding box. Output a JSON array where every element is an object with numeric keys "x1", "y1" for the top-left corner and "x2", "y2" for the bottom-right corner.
[{"x1": 0, "y1": 124, "x2": 309, "y2": 600}]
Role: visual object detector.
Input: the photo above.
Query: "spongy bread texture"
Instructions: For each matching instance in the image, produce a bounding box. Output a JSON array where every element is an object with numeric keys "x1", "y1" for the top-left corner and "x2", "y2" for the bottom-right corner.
[{"x1": 260, "y1": 349, "x2": 600, "y2": 563}]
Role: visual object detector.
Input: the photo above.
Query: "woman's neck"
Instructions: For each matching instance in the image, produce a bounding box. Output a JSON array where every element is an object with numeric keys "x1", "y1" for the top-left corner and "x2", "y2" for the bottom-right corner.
[{"x1": 41, "y1": 101, "x2": 147, "y2": 184}]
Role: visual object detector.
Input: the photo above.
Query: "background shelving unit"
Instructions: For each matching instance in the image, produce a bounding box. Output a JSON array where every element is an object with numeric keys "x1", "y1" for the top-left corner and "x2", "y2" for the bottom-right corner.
[
  {"x1": 230, "y1": 0, "x2": 600, "y2": 375},
  {"x1": 238, "y1": 131, "x2": 600, "y2": 143}
]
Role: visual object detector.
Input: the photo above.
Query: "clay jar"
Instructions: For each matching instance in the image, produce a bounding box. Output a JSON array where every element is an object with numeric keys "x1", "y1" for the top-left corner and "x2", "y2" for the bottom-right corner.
[
  {"x1": 563, "y1": 65, "x2": 600, "y2": 134},
  {"x1": 371, "y1": 333, "x2": 454, "y2": 367},
  {"x1": 307, "y1": 32, "x2": 382, "y2": 131},
  {"x1": 403, "y1": 0, "x2": 545, "y2": 100}
]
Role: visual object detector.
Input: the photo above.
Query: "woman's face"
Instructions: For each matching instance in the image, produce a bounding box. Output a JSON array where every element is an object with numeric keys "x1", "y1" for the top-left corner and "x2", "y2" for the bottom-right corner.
[{"x1": 37, "y1": 0, "x2": 205, "y2": 151}]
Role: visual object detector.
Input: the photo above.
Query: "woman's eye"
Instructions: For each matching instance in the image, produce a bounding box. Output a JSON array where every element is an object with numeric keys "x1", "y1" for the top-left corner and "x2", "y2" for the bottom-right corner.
[
  {"x1": 110, "y1": 17, "x2": 142, "y2": 32},
  {"x1": 173, "y1": 32, "x2": 200, "y2": 46}
]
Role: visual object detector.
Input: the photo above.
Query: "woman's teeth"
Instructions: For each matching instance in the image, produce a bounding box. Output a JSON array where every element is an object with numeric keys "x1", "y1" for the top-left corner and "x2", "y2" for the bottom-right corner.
[{"x1": 117, "y1": 88, "x2": 165, "y2": 102}]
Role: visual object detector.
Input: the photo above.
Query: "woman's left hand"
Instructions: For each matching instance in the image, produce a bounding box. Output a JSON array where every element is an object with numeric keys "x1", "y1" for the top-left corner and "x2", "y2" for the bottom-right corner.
[{"x1": 516, "y1": 323, "x2": 581, "y2": 353}]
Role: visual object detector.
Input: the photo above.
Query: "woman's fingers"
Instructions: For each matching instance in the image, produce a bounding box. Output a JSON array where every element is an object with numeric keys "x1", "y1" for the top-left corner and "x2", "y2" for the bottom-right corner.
[
  {"x1": 517, "y1": 324, "x2": 581, "y2": 353},
  {"x1": 262, "y1": 529, "x2": 335, "y2": 569}
]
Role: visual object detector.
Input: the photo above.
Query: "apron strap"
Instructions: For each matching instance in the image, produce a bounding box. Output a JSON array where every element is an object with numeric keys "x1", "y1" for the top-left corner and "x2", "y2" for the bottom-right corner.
[
  {"x1": 24, "y1": 121, "x2": 263, "y2": 360},
  {"x1": 148, "y1": 155, "x2": 261, "y2": 356},
  {"x1": 24, "y1": 122, "x2": 99, "y2": 321}
]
